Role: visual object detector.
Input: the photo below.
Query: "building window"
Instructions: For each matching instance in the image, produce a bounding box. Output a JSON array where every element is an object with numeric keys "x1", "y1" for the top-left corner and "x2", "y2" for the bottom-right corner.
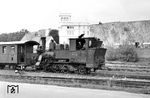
[
  {"x1": 11, "y1": 46, "x2": 15, "y2": 53},
  {"x1": 67, "y1": 30, "x2": 74, "y2": 35},
  {"x1": 71, "y1": 31, "x2": 74, "y2": 35},
  {"x1": 87, "y1": 31, "x2": 89, "y2": 35},
  {"x1": 67, "y1": 26, "x2": 74, "y2": 29},
  {"x1": 2, "y1": 46, "x2": 6, "y2": 53},
  {"x1": 87, "y1": 26, "x2": 90, "y2": 29},
  {"x1": 67, "y1": 31, "x2": 70, "y2": 35},
  {"x1": 83, "y1": 26, "x2": 85, "y2": 29},
  {"x1": 83, "y1": 31, "x2": 85, "y2": 34}
]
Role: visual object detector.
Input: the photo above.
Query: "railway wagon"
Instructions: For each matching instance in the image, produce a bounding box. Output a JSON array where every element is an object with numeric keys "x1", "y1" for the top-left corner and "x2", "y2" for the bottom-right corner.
[
  {"x1": 40, "y1": 37, "x2": 107, "y2": 74},
  {"x1": 0, "y1": 40, "x2": 39, "y2": 69}
]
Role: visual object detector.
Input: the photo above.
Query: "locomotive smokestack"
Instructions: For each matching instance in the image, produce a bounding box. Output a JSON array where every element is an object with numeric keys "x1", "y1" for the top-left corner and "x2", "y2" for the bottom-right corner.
[{"x1": 41, "y1": 37, "x2": 46, "y2": 51}]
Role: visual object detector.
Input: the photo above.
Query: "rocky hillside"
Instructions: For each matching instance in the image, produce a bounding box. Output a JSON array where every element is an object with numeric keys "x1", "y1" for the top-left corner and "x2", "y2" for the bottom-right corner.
[{"x1": 90, "y1": 20, "x2": 150, "y2": 46}]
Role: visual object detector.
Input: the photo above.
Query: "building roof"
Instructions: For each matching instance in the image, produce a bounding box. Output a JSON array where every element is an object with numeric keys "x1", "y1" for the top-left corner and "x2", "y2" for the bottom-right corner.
[
  {"x1": 60, "y1": 22, "x2": 90, "y2": 26},
  {"x1": 69, "y1": 37, "x2": 96, "y2": 40},
  {"x1": 21, "y1": 32, "x2": 36, "y2": 41},
  {"x1": 0, "y1": 40, "x2": 39, "y2": 45}
]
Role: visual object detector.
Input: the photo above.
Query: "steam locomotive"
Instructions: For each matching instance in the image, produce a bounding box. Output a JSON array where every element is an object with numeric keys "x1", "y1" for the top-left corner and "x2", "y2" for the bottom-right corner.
[
  {"x1": 36, "y1": 35, "x2": 107, "y2": 74},
  {"x1": 0, "y1": 35, "x2": 106, "y2": 74}
]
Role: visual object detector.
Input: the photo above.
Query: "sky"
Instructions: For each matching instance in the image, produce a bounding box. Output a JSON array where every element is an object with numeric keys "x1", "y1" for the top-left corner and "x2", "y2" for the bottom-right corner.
[{"x1": 0, "y1": 0, "x2": 150, "y2": 33}]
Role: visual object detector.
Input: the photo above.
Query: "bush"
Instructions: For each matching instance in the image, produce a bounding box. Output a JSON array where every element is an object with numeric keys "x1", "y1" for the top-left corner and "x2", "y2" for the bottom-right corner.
[
  {"x1": 106, "y1": 44, "x2": 138, "y2": 62},
  {"x1": 118, "y1": 44, "x2": 138, "y2": 62},
  {"x1": 106, "y1": 47, "x2": 119, "y2": 61}
]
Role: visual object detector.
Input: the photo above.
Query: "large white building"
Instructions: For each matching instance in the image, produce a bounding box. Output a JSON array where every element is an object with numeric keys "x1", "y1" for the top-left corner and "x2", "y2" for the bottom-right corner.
[{"x1": 59, "y1": 14, "x2": 93, "y2": 44}]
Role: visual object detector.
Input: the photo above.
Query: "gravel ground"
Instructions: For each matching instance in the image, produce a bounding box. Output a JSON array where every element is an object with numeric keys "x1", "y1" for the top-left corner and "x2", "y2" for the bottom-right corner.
[{"x1": 0, "y1": 69, "x2": 150, "y2": 94}]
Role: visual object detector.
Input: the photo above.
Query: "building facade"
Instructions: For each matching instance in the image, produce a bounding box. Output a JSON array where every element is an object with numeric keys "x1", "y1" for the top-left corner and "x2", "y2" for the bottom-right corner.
[{"x1": 59, "y1": 14, "x2": 93, "y2": 44}]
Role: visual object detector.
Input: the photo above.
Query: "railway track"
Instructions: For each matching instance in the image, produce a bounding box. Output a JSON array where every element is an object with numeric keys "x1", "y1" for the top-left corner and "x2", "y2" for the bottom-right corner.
[
  {"x1": 105, "y1": 66, "x2": 150, "y2": 72},
  {"x1": 98, "y1": 63, "x2": 150, "y2": 80},
  {"x1": 0, "y1": 71, "x2": 150, "y2": 94},
  {"x1": 95, "y1": 70, "x2": 150, "y2": 80}
]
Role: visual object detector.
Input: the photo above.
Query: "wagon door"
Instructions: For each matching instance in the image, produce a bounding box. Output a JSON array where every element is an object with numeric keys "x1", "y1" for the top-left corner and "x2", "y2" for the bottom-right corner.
[
  {"x1": 18, "y1": 45, "x2": 25, "y2": 64},
  {"x1": 9, "y1": 45, "x2": 17, "y2": 63}
]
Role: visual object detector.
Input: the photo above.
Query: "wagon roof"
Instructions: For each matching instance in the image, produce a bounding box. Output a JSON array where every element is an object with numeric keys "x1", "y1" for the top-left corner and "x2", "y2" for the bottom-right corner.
[{"x1": 0, "y1": 40, "x2": 39, "y2": 45}]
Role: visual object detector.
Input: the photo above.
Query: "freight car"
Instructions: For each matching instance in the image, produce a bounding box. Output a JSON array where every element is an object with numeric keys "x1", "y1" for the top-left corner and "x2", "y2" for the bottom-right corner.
[
  {"x1": 0, "y1": 40, "x2": 39, "y2": 69},
  {"x1": 37, "y1": 36, "x2": 107, "y2": 74}
]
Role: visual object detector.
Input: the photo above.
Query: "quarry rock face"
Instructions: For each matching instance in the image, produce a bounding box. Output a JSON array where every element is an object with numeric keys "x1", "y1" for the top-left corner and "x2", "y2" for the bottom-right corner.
[{"x1": 90, "y1": 20, "x2": 150, "y2": 46}]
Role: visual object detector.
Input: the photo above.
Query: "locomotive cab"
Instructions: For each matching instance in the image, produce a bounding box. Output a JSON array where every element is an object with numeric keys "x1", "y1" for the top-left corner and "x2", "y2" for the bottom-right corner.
[
  {"x1": 69, "y1": 37, "x2": 107, "y2": 71},
  {"x1": 70, "y1": 37, "x2": 103, "y2": 51}
]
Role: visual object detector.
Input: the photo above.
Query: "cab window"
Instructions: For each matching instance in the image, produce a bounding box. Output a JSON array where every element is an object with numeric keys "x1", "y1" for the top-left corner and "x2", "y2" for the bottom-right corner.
[
  {"x1": 11, "y1": 46, "x2": 15, "y2": 53},
  {"x1": 76, "y1": 39, "x2": 86, "y2": 50},
  {"x1": 2, "y1": 46, "x2": 7, "y2": 53},
  {"x1": 89, "y1": 40, "x2": 92, "y2": 48}
]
